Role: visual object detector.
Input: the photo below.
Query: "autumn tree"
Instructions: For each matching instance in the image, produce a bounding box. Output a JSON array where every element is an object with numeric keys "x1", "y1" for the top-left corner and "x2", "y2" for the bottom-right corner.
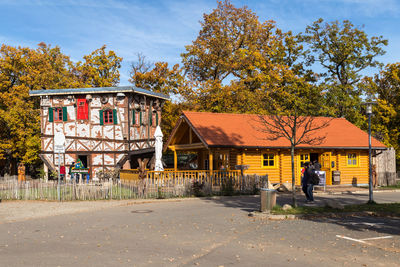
[
  {"x1": 0, "y1": 43, "x2": 77, "y2": 175},
  {"x1": 302, "y1": 18, "x2": 387, "y2": 124},
  {"x1": 255, "y1": 68, "x2": 329, "y2": 207},
  {"x1": 74, "y1": 45, "x2": 122, "y2": 87},
  {"x1": 181, "y1": 0, "x2": 308, "y2": 114},
  {"x1": 129, "y1": 54, "x2": 189, "y2": 139},
  {"x1": 361, "y1": 63, "x2": 400, "y2": 162}
]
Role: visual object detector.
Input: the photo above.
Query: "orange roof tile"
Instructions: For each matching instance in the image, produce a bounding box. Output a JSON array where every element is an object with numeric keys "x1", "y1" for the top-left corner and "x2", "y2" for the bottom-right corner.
[{"x1": 182, "y1": 111, "x2": 386, "y2": 149}]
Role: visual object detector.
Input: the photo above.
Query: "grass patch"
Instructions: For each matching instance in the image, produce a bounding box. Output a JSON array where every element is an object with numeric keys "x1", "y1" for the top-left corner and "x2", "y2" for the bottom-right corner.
[
  {"x1": 271, "y1": 202, "x2": 400, "y2": 216},
  {"x1": 379, "y1": 181, "x2": 400, "y2": 189}
]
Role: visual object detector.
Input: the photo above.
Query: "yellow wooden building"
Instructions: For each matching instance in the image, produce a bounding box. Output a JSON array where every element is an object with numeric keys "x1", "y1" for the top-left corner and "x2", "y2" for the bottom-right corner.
[{"x1": 165, "y1": 111, "x2": 387, "y2": 185}]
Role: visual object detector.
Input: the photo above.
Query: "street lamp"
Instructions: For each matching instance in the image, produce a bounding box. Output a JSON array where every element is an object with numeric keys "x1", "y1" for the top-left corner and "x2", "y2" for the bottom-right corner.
[{"x1": 363, "y1": 101, "x2": 377, "y2": 204}]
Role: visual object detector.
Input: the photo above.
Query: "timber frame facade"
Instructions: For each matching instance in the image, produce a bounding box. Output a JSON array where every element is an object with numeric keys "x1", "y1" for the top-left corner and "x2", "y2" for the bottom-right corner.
[{"x1": 30, "y1": 86, "x2": 169, "y2": 179}]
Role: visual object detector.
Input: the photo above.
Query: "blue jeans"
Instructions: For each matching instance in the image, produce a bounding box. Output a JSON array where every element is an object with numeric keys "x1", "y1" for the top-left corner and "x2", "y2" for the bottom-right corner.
[{"x1": 307, "y1": 184, "x2": 314, "y2": 201}]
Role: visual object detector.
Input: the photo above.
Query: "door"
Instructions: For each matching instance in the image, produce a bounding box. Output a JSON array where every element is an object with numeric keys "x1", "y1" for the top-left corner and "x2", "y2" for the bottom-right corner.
[
  {"x1": 320, "y1": 152, "x2": 332, "y2": 185},
  {"x1": 298, "y1": 153, "x2": 310, "y2": 184}
]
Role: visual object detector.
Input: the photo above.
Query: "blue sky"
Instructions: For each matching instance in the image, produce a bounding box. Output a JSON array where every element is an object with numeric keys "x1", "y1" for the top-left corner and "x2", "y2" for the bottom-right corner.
[{"x1": 0, "y1": 0, "x2": 399, "y2": 84}]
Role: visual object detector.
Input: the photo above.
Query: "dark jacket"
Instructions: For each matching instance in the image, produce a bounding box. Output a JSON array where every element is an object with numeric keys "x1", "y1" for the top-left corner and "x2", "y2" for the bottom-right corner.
[{"x1": 303, "y1": 167, "x2": 314, "y2": 185}]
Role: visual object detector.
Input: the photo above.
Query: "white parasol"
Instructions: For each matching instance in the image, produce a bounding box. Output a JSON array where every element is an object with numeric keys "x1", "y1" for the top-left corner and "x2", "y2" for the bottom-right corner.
[{"x1": 154, "y1": 126, "x2": 164, "y2": 172}]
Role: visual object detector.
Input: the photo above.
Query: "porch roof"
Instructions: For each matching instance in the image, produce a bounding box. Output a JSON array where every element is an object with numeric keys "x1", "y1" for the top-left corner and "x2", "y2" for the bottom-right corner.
[{"x1": 170, "y1": 111, "x2": 386, "y2": 150}]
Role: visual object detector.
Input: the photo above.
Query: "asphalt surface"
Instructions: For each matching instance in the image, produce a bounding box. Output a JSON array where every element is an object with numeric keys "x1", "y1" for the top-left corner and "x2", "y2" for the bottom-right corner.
[{"x1": 1, "y1": 192, "x2": 399, "y2": 267}]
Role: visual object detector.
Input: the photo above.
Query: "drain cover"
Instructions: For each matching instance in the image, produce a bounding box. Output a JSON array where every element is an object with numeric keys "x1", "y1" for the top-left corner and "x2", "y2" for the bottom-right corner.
[{"x1": 131, "y1": 210, "x2": 153, "y2": 214}]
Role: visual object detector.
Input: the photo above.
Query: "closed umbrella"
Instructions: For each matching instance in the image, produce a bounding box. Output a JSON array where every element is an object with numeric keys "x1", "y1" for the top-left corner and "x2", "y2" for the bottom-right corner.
[{"x1": 154, "y1": 126, "x2": 164, "y2": 172}]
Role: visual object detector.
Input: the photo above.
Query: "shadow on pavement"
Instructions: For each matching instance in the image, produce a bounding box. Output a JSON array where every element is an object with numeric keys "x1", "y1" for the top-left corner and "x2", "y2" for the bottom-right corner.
[{"x1": 201, "y1": 193, "x2": 400, "y2": 237}]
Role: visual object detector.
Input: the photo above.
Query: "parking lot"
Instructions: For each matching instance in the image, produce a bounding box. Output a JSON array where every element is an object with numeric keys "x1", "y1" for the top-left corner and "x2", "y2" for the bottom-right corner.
[{"x1": 0, "y1": 192, "x2": 399, "y2": 266}]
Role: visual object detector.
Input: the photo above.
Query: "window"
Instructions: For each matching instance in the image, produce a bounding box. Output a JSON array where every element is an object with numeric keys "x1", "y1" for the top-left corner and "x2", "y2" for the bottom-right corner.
[
  {"x1": 262, "y1": 153, "x2": 276, "y2": 168},
  {"x1": 54, "y1": 108, "x2": 63, "y2": 121},
  {"x1": 299, "y1": 153, "x2": 309, "y2": 168},
  {"x1": 104, "y1": 110, "x2": 114, "y2": 124},
  {"x1": 347, "y1": 153, "x2": 358, "y2": 166},
  {"x1": 77, "y1": 98, "x2": 88, "y2": 120},
  {"x1": 152, "y1": 111, "x2": 157, "y2": 127},
  {"x1": 49, "y1": 107, "x2": 67, "y2": 122},
  {"x1": 132, "y1": 109, "x2": 140, "y2": 126},
  {"x1": 99, "y1": 109, "x2": 118, "y2": 125}
]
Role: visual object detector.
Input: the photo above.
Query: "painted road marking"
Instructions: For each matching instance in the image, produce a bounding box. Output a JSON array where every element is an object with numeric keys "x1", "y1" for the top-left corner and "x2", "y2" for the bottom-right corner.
[
  {"x1": 361, "y1": 236, "x2": 393, "y2": 241},
  {"x1": 336, "y1": 235, "x2": 369, "y2": 244}
]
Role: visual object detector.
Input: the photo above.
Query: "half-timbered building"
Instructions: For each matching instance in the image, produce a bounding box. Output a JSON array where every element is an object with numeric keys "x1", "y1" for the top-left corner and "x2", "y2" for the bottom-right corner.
[{"x1": 29, "y1": 86, "x2": 169, "y2": 179}]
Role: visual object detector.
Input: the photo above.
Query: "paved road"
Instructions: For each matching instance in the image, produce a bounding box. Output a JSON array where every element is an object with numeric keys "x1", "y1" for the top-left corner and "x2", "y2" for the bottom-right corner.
[{"x1": 0, "y1": 192, "x2": 399, "y2": 266}]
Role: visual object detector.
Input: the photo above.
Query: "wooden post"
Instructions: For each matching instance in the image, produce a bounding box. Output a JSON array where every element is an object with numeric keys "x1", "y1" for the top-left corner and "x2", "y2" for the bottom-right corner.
[
  {"x1": 209, "y1": 150, "x2": 213, "y2": 175},
  {"x1": 173, "y1": 149, "x2": 177, "y2": 171}
]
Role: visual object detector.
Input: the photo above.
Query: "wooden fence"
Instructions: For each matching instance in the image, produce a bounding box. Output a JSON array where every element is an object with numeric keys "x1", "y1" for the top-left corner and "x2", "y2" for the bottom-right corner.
[{"x1": 0, "y1": 172, "x2": 267, "y2": 201}]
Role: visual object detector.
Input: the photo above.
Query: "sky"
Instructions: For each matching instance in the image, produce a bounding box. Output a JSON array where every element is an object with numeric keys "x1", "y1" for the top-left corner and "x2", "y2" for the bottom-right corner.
[{"x1": 0, "y1": 0, "x2": 399, "y2": 85}]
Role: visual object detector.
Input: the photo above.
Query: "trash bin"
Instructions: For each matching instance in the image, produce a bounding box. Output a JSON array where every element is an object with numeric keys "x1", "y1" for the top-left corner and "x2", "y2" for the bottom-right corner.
[
  {"x1": 260, "y1": 188, "x2": 277, "y2": 212},
  {"x1": 332, "y1": 171, "x2": 341, "y2": 185}
]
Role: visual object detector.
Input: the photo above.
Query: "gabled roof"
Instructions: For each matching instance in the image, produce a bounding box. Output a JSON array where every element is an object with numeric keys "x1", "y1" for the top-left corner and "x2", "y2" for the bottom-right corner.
[
  {"x1": 29, "y1": 86, "x2": 170, "y2": 100},
  {"x1": 177, "y1": 111, "x2": 386, "y2": 149}
]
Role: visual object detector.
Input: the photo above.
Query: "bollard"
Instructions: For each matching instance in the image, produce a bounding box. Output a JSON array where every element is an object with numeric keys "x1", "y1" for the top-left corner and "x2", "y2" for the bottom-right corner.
[{"x1": 260, "y1": 188, "x2": 277, "y2": 212}]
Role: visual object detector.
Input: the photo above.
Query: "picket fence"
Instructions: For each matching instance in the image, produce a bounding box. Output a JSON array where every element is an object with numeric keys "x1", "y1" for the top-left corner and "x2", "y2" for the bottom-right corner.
[{"x1": 0, "y1": 174, "x2": 268, "y2": 201}]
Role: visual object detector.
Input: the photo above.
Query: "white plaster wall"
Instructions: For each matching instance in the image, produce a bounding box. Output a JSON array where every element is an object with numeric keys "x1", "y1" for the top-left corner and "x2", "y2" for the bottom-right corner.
[
  {"x1": 118, "y1": 107, "x2": 125, "y2": 121},
  {"x1": 115, "y1": 126, "x2": 123, "y2": 140},
  {"x1": 64, "y1": 122, "x2": 75, "y2": 136},
  {"x1": 76, "y1": 141, "x2": 85, "y2": 151},
  {"x1": 104, "y1": 126, "x2": 114, "y2": 139},
  {"x1": 104, "y1": 141, "x2": 113, "y2": 151},
  {"x1": 92, "y1": 154, "x2": 103, "y2": 165},
  {"x1": 104, "y1": 154, "x2": 114, "y2": 165},
  {"x1": 41, "y1": 98, "x2": 50, "y2": 106},
  {"x1": 116, "y1": 154, "x2": 124, "y2": 163},
  {"x1": 91, "y1": 97, "x2": 101, "y2": 108},
  {"x1": 65, "y1": 138, "x2": 75, "y2": 151},
  {"x1": 91, "y1": 108, "x2": 101, "y2": 124},
  {"x1": 54, "y1": 123, "x2": 64, "y2": 134},
  {"x1": 65, "y1": 154, "x2": 75, "y2": 165},
  {"x1": 67, "y1": 106, "x2": 76, "y2": 121},
  {"x1": 43, "y1": 138, "x2": 53, "y2": 152},
  {"x1": 45, "y1": 118, "x2": 53, "y2": 135},
  {"x1": 91, "y1": 125, "x2": 102, "y2": 139},
  {"x1": 77, "y1": 124, "x2": 90, "y2": 137}
]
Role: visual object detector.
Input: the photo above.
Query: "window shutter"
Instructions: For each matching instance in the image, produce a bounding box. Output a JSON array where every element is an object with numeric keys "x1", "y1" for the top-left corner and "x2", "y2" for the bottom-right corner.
[
  {"x1": 113, "y1": 109, "x2": 118, "y2": 125},
  {"x1": 62, "y1": 107, "x2": 68, "y2": 121},
  {"x1": 99, "y1": 110, "x2": 104, "y2": 125},
  {"x1": 149, "y1": 108, "x2": 152, "y2": 126},
  {"x1": 140, "y1": 111, "x2": 142, "y2": 125},
  {"x1": 156, "y1": 112, "x2": 159, "y2": 126},
  {"x1": 132, "y1": 109, "x2": 136, "y2": 125},
  {"x1": 48, "y1": 107, "x2": 54, "y2": 122}
]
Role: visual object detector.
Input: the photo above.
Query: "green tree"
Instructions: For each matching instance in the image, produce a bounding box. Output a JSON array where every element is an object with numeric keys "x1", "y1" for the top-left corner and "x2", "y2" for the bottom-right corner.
[{"x1": 302, "y1": 18, "x2": 387, "y2": 124}]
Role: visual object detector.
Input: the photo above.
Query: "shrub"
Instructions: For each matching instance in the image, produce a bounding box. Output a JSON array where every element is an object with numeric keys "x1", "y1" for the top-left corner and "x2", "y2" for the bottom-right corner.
[{"x1": 192, "y1": 181, "x2": 205, "y2": 197}]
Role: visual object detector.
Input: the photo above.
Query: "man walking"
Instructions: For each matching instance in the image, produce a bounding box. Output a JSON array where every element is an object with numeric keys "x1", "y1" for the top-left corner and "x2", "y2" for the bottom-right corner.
[{"x1": 302, "y1": 162, "x2": 315, "y2": 203}]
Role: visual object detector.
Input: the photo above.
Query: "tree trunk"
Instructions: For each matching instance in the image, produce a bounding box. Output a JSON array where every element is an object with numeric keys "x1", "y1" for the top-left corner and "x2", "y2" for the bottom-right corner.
[{"x1": 291, "y1": 145, "x2": 297, "y2": 207}]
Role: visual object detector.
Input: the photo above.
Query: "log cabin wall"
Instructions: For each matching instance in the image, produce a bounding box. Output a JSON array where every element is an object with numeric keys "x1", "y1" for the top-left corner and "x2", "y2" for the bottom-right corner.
[{"x1": 39, "y1": 91, "x2": 164, "y2": 179}]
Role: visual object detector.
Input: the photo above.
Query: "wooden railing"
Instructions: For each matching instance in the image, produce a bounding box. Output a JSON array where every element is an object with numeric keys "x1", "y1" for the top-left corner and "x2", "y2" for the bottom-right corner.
[{"x1": 120, "y1": 169, "x2": 240, "y2": 181}]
